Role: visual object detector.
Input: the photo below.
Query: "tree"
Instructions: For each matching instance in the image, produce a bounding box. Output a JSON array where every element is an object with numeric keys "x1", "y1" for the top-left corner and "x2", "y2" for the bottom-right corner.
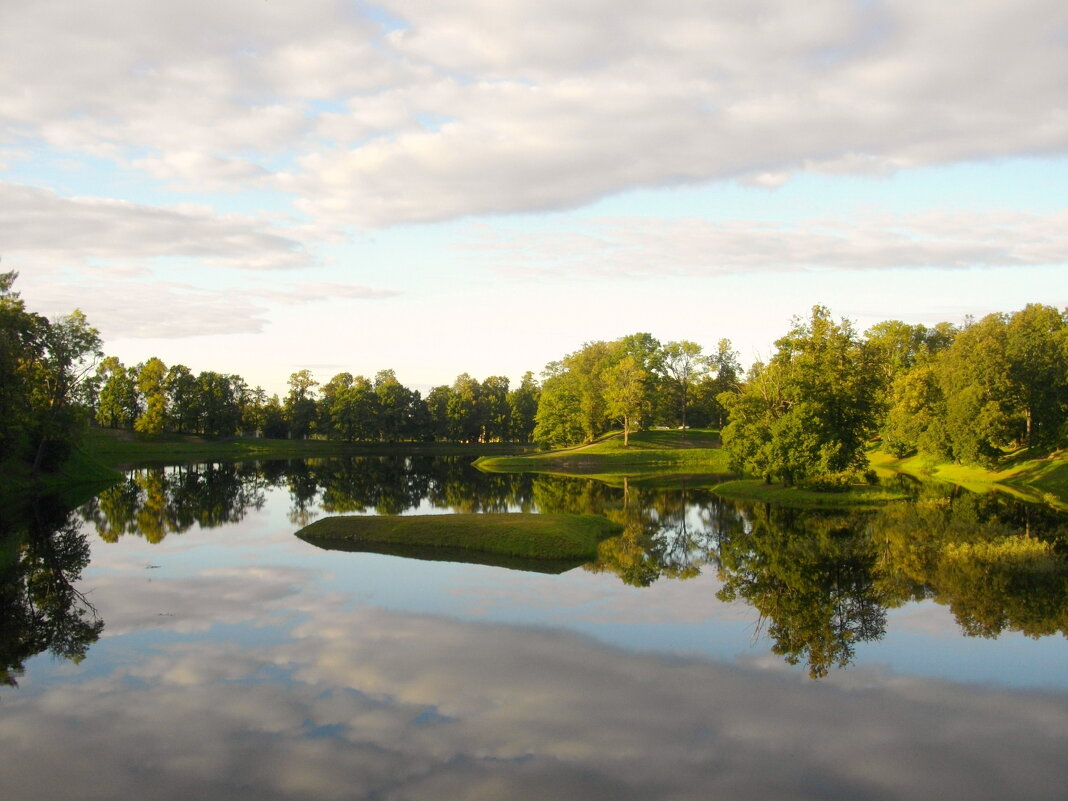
[
  {"x1": 603, "y1": 355, "x2": 646, "y2": 446},
  {"x1": 424, "y1": 385, "x2": 453, "y2": 441},
  {"x1": 0, "y1": 271, "x2": 46, "y2": 460},
  {"x1": 659, "y1": 340, "x2": 706, "y2": 431},
  {"x1": 165, "y1": 364, "x2": 199, "y2": 434},
  {"x1": 28, "y1": 309, "x2": 102, "y2": 471},
  {"x1": 285, "y1": 369, "x2": 319, "y2": 439},
  {"x1": 134, "y1": 357, "x2": 168, "y2": 436},
  {"x1": 532, "y1": 336, "x2": 658, "y2": 448},
  {"x1": 507, "y1": 371, "x2": 540, "y2": 443},
  {"x1": 447, "y1": 373, "x2": 482, "y2": 442},
  {"x1": 720, "y1": 306, "x2": 878, "y2": 484},
  {"x1": 375, "y1": 369, "x2": 415, "y2": 442},
  {"x1": 480, "y1": 375, "x2": 510, "y2": 442},
  {"x1": 694, "y1": 338, "x2": 742, "y2": 429},
  {"x1": 94, "y1": 357, "x2": 140, "y2": 430},
  {"x1": 1004, "y1": 304, "x2": 1068, "y2": 447},
  {"x1": 532, "y1": 365, "x2": 586, "y2": 448},
  {"x1": 926, "y1": 305, "x2": 1068, "y2": 466},
  {"x1": 198, "y1": 372, "x2": 241, "y2": 437}
]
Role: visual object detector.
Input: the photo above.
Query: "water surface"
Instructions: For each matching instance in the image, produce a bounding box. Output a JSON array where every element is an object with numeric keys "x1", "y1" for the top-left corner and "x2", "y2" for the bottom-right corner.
[{"x1": 3, "y1": 456, "x2": 1066, "y2": 799}]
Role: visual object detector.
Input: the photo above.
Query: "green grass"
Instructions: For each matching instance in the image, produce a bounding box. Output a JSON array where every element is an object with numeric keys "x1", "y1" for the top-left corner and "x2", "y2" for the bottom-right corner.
[
  {"x1": 80, "y1": 427, "x2": 530, "y2": 469},
  {"x1": 868, "y1": 447, "x2": 1068, "y2": 509},
  {"x1": 295, "y1": 513, "x2": 623, "y2": 566},
  {"x1": 475, "y1": 428, "x2": 731, "y2": 479}
]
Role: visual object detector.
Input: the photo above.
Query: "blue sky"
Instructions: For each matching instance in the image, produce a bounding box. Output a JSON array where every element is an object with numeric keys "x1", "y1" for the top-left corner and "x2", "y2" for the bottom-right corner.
[{"x1": 3, "y1": 0, "x2": 1067, "y2": 395}]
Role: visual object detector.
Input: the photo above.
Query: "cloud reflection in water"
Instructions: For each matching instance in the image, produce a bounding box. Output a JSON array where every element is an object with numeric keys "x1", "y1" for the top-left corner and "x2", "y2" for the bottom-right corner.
[{"x1": 2, "y1": 604, "x2": 1065, "y2": 801}]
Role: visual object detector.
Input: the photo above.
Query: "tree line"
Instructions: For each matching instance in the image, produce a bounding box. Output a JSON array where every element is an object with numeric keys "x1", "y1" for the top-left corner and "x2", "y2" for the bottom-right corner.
[
  {"x1": 4, "y1": 271, "x2": 1065, "y2": 481},
  {"x1": 720, "y1": 304, "x2": 1068, "y2": 485}
]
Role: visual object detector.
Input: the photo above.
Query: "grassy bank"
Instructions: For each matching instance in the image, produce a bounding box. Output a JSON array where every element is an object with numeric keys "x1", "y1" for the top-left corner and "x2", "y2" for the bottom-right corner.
[
  {"x1": 296, "y1": 513, "x2": 623, "y2": 565},
  {"x1": 82, "y1": 427, "x2": 531, "y2": 470},
  {"x1": 869, "y1": 447, "x2": 1068, "y2": 509},
  {"x1": 475, "y1": 429, "x2": 731, "y2": 482},
  {"x1": 1, "y1": 427, "x2": 533, "y2": 507}
]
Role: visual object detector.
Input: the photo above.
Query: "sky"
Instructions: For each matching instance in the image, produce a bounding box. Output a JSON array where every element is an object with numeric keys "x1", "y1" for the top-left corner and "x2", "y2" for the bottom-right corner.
[{"x1": 3, "y1": 0, "x2": 1068, "y2": 396}]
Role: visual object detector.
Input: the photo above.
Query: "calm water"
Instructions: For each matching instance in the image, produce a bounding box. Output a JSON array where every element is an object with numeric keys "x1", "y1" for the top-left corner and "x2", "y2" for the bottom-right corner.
[{"x1": 3, "y1": 456, "x2": 1067, "y2": 800}]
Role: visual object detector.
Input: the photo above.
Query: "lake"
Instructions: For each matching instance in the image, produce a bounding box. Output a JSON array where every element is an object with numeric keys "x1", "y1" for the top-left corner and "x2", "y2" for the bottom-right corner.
[{"x1": 3, "y1": 455, "x2": 1067, "y2": 800}]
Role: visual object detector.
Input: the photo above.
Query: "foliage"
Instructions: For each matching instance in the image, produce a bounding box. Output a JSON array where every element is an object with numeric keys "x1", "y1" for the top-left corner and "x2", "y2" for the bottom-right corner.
[
  {"x1": 720, "y1": 306, "x2": 879, "y2": 485},
  {"x1": 1, "y1": 502, "x2": 104, "y2": 690},
  {"x1": 0, "y1": 273, "x2": 102, "y2": 474}
]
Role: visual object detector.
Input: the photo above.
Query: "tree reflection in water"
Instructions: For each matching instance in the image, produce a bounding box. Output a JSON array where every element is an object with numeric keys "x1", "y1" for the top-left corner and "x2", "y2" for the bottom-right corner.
[
  {"x1": 1, "y1": 500, "x2": 103, "y2": 691},
  {"x1": 78, "y1": 456, "x2": 1068, "y2": 677}
]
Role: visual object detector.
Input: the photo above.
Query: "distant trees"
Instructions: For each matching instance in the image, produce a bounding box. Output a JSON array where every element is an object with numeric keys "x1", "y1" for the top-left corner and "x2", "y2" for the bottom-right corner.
[{"x1": 7, "y1": 269, "x2": 1063, "y2": 473}]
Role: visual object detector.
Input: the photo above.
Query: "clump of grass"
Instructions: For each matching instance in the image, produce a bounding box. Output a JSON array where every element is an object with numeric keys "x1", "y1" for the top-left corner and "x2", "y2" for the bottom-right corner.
[{"x1": 296, "y1": 513, "x2": 623, "y2": 561}]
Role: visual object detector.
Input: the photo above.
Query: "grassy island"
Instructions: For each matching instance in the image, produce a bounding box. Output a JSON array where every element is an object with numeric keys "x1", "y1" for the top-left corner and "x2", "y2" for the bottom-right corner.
[{"x1": 295, "y1": 513, "x2": 624, "y2": 571}]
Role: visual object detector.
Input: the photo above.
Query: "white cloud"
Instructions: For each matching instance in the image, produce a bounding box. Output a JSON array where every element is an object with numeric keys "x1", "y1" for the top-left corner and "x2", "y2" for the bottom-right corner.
[
  {"x1": 0, "y1": 182, "x2": 308, "y2": 270},
  {"x1": 2, "y1": 1, "x2": 1066, "y2": 226},
  {"x1": 4, "y1": 607, "x2": 1066, "y2": 799},
  {"x1": 456, "y1": 210, "x2": 1068, "y2": 277}
]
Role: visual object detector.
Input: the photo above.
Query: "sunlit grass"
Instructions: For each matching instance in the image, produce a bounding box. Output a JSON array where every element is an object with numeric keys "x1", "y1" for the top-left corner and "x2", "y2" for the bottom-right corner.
[
  {"x1": 475, "y1": 428, "x2": 730, "y2": 477},
  {"x1": 295, "y1": 513, "x2": 623, "y2": 561},
  {"x1": 80, "y1": 427, "x2": 529, "y2": 468},
  {"x1": 868, "y1": 447, "x2": 1068, "y2": 510}
]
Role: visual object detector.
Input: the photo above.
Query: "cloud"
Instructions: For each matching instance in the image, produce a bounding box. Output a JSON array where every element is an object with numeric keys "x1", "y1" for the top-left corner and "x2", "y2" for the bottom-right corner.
[
  {"x1": 3, "y1": 1, "x2": 1067, "y2": 226},
  {"x1": 0, "y1": 181, "x2": 308, "y2": 270},
  {"x1": 456, "y1": 210, "x2": 1068, "y2": 277},
  {"x1": 249, "y1": 282, "x2": 401, "y2": 304},
  {"x1": 18, "y1": 274, "x2": 398, "y2": 341},
  {"x1": 3, "y1": 607, "x2": 1066, "y2": 800}
]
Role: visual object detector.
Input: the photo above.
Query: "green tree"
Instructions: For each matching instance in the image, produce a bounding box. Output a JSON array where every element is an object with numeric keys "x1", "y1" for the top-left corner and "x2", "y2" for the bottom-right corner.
[
  {"x1": 0, "y1": 271, "x2": 46, "y2": 460},
  {"x1": 28, "y1": 309, "x2": 102, "y2": 471},
  {"x1": 375, "y1": 369, "x2": 417, "y2": 442},
  {"x1": 198, "y1": 372, "x2": 241, "y2": 437},
  {"x1": 659, "y1": 340, "x2": 706, "y2": 431},
  {"x1": 134, "y1": 357, "x2": 168, "y2": 436},
  {"x1": 447, "y1": 373, "x2": 482, "y2": 442},
  {"x1": 285, "y1": 369, "x2": 319, "y2": 439},
  {"x1": 480, "y1": 375, "x2": 510, "y2": 442},
  {"x1": 720, "y1": 306, "x2": 878, "y2": 484},
  {"x1": 164, "y1": 364, "x2": 200, "y2": 434},
  {"x1": 603, "y1": 355, "x2": 646, "y2": 446},
  {"x1": 261, "y1": 394, "x2": 287, "y2": 438},
  {"x1": 693, "y1": 338, "x2": 742, "y2": 429},
  {"x1": 94, "y1": 356, "x2": 140, "y2": 430},
  {"x1": 532, "y1": 361, "x2": 586, "y2": 448},
  {"x1": 507, "y1": 371, "x2": 540, "y2": 443},
  {"x1": 424, "y1": 384, "x2": 453, "y2": 441},
  {"x1": 1004, "y1": 304, "x2": 1068, "y2": 447}
]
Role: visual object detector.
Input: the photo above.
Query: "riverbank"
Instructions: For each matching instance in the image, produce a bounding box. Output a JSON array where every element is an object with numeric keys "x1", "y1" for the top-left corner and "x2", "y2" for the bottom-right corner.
[
  {"x1": 475, "y1": 429, "x2": 731, "y2": 481},
  {"x1": 869, "y1": 448, "x2": 1068, "y2": 509},
  {"x1": 475, "y1": 429, "x2": 1068, "y2": 509},
  {"x1": 0, "y1": 427, "x2": 534, "y2": 508}
]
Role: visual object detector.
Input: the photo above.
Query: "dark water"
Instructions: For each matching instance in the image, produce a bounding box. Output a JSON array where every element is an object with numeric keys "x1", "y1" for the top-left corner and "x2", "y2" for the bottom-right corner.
[{"x1": 2, "y1": 456, "x2": 1067, "y2": 800}]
